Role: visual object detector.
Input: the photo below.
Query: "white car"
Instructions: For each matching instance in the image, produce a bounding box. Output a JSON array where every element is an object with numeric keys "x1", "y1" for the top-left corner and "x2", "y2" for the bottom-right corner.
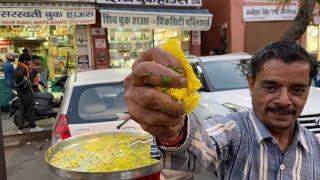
[
  {"x1": 51, "y1": 68, "x2": 230, "y2": 144},
  {"x1": 191, "y1": 53, "x2": 320, "y2": 139}
]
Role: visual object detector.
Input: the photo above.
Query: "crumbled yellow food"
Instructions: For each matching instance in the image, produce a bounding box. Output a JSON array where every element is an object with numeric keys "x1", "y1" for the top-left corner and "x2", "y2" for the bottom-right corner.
[
  {"x1": 49, "y1": 134, "x2": 158, "y2": 172},
  {"x1": 161, "y1": 39, "x2": 202, "y2": 113}
]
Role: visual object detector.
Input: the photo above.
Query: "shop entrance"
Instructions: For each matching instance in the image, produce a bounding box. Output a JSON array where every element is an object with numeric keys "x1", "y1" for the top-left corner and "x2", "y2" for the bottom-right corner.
[{"x1": 0, "y1": 25, "x2": 77, "y2": 80}]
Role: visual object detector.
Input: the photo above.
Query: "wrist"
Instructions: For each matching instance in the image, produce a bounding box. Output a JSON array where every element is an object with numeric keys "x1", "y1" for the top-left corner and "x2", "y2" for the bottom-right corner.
[{"x1": 158, "y1": 118, "x2": 187, "y2": 147}]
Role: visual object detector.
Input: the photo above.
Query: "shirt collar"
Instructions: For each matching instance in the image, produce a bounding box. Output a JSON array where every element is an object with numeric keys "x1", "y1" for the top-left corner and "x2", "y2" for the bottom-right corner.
[
  {"x1": 248, "y1": 110, "x2": 310, "y2": 153},
  {"x1": 249, "y1": 110, "x2": 273, "y2": 142}
]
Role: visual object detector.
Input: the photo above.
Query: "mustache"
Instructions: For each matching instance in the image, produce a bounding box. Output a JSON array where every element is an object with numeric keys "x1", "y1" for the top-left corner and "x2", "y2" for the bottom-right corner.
[{"x1": 266, "y1": 106, "x2": 297, "y2": 116}]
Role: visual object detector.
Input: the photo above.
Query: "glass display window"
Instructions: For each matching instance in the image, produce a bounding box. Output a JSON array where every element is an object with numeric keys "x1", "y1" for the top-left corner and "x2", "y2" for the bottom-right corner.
[
  {"x1": 49, "y1": 25, "x2": 77, "y2": 76},
  {"x1": 154, "y1": 29, "x2": 190, "y2": 55},
  {"x1": 108, "y1": 29, "x2": 153, "y2": 68}
]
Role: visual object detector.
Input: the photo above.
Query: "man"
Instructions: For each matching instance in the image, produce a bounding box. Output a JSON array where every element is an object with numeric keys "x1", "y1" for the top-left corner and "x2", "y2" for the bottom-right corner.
[
  {"x1": 124, "y1": 41, "x2": 320, "y2": 179},
  {"x1": 14, "y1": 53, "x2": 43, "y2": 133},
  {"x1": 2, "y1": 53, "x2": 15, "y2": 87},
  {"x1": 30, "y1": 55, "x2": 47, "y2": 92}
]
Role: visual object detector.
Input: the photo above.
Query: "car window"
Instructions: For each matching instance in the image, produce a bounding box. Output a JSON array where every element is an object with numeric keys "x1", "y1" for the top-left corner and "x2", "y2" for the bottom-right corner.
[
  {"x1": 68, "y1": 83, "x2": 127, "y2": 123},
  {"x1": 201, "y1": 59, "x2": 249, "y2": 91}
]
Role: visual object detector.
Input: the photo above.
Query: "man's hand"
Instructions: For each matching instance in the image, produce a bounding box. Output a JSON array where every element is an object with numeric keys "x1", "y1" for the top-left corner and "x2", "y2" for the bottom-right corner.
[{"x1": 124, "y1": 47, "x2": 187, "y2": 141}]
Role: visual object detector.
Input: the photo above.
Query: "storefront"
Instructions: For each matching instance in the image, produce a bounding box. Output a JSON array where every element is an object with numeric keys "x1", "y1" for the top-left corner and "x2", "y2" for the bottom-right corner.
[
  {"x1": 96, "y1": 0, "x2": 212, "y2": 69},
  {"x1": 0, "y1": 1, "x2": 96, "y2": 80}
]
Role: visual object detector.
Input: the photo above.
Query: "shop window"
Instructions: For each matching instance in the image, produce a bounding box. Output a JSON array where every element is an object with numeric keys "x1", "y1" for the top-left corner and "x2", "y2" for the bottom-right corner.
[
  {"x1": 108, "y1": 28, "x2": 190, "y2": 69},
  {"x1": 108, "y1": 29, "x2": 153, "y2": 68},
  {"x1": 154, "y1": 29, "x2": 190, "y2": 55}
]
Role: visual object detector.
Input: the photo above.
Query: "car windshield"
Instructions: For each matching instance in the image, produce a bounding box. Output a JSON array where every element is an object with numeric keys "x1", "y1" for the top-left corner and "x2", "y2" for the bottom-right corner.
[
  {"x1": 70, "y1": 83, "x2": 127, "y2": 122},
  {"x1": 202, "y1": 59, "x2": 249, "y2": 91}
]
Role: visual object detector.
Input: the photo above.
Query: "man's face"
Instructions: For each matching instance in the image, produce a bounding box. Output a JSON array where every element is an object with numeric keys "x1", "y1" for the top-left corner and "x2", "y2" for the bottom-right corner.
[{"x1": 248, "y1": 58, "x2": 310, "y2": 132}]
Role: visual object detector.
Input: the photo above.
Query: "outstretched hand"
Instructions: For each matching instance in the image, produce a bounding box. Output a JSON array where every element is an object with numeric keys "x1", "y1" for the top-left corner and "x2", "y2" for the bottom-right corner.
[{"x1": 124, "y1": 47, "x2": 187, "y2": 141}]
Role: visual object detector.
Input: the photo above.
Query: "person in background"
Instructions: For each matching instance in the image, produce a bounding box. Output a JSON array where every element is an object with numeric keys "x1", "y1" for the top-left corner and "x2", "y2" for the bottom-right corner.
[
  {"x1": 2, "y1": 53, "x2": 15, "y2": 87},
  {"x1": 124, "y1": 41, "x2": 320, "y2": 179},
  {"x1": 14, "y1": 53, "x2": 44, "y2": 133},
  {"x1": 30, "y1": 55, "x2": 47, "y2": 92},
  {"x1": 16, "y1": 53, "x2": 30, "y2": 78}
]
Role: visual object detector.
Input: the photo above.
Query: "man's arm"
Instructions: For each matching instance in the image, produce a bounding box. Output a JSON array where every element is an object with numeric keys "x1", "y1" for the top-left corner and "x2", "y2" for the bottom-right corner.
[{"x1": 158, "y1": 113, "x2": 241, "y2": 173}]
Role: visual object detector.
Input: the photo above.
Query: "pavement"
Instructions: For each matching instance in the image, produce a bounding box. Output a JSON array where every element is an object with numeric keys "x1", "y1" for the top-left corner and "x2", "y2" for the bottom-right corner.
[
  {"x1": 1, "y1": 112, "x2": 55, "y2": 137},
  {"x1": 5, "y1": 137, "x2": 64, "y2": 180}
]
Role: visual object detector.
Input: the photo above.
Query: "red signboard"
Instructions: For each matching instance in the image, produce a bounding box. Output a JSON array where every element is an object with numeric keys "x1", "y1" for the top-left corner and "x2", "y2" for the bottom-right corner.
[{"x1": 0, "y1": 40, "x2": 12, "y2": 45}]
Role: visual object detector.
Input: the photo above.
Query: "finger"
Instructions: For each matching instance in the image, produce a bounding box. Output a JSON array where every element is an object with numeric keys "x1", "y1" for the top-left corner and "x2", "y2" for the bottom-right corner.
[
  {"x1": 133, "y1": 47, "x2": 185, "y2": 75},
  {"x1": 126, "y1": 86, "x2": 185, "y2": 117},
  {"x1": 131, "y1": 61, "x2": 187, "y2": 88},
  {"x1": 126, "y1": 98, "x2": 183, "y2": 127}
]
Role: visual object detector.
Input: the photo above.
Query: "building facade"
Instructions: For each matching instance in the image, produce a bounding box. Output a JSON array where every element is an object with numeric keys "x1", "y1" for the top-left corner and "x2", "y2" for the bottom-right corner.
[
  {"x1": 93, "y1": 0, "x2": 213, "y2": 69},
  {"x1": 202, "y1": 0, "x2": 302, "y2": 55}
]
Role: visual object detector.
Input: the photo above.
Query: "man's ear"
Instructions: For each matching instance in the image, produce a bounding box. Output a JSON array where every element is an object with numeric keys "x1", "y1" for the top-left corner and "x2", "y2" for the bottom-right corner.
[{"x1": 248, "y1": 75, "x2": 255, "y2": 96}]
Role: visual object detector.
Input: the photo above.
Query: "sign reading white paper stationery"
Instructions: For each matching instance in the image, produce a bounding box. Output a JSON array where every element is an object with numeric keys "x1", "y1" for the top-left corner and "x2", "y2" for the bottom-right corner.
[
  {"x1": 97, "y1": 0, "x2": 202, "y2": 7},
  {"x1": 101, "y1": 13, "x2": 212, "y2": 31},
  {"x1": 0, "y1": 7, "x2": 96, "y2": 25},
  {"x1": 243, "y1": 5, "x2": 298, "y2": 22}
]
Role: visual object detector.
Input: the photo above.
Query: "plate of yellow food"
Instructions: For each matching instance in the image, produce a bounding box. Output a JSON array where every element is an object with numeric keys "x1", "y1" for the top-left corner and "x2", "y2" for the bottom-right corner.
[{"x1": 45, "y1": 131, "x2": 160, "y2": 180}]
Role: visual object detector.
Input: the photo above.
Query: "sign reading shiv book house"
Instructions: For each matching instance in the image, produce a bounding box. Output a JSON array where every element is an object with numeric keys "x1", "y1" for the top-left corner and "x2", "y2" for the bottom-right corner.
[
  {"x1": 101, "y1": 10, "x2": 212, "y2": 31},
  {"x1": 0, "y1": 5, "x2": 96, "y2": 25}
]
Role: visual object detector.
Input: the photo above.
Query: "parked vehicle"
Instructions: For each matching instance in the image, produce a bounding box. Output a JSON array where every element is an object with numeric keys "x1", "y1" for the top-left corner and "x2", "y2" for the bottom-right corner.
[
  {"x1": 10, "y1": 90, "x2": 58, "y2": 128},
  {"x1": 189, "y1": 53, "x2": 320, "y2": 139},
  {"x1": 51, "y1": 69, "x2": 231, "y2": 144}
]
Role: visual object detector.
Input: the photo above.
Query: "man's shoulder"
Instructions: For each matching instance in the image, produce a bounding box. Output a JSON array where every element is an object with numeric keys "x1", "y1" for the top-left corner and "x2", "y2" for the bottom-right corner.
[{"x1": 199, "y1": 111, "x2": 250, "y2": 130}]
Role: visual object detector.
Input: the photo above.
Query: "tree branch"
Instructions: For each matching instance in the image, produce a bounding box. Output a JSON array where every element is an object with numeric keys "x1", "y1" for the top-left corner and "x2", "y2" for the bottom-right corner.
[{"x1": 280, "y1": 0, "x2": 316, "y2": 41}]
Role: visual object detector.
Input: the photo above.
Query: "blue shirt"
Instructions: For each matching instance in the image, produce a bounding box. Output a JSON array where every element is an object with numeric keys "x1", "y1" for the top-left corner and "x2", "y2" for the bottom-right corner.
[
  {"x1": 2, "y1": 60, "x2": 14, "y2": 81},
  {"x1": 158, "y1": 111, "x2": 320, "y2": 180}
]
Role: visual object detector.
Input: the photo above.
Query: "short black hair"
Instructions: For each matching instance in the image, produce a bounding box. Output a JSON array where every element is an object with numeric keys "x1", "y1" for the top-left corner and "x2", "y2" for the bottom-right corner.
[
  {"x1": 18, "y1": 53, "x2": 31, "y2": 63},
  {"x1": 32, "y1": 55, "x2": 41, "y2": 60},
  {"x1": 249, "y1": 41, "x2": 318, "y2": 83}
]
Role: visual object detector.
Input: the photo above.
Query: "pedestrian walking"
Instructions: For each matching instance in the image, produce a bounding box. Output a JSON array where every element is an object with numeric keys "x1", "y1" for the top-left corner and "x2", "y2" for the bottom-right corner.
[{"x1": 124, "y1": 41, "x2": 320, "y2": 179}]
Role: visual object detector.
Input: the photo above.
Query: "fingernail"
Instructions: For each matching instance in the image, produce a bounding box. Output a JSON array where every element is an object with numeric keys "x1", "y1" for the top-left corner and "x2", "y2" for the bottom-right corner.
[{"x1": 180, "y1": 77, "x2": 187, "y2": 87}]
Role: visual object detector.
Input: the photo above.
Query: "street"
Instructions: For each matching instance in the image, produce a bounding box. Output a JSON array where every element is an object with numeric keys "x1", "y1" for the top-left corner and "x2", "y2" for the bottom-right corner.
[{"x1": 4, "y1": 132, "x2": 63, "y2": 180}]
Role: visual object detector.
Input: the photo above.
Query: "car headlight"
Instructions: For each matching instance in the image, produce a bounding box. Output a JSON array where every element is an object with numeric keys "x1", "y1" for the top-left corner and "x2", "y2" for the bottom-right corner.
[{"x1": 223, "y1": 103, "x2": 249, "y2": 112}]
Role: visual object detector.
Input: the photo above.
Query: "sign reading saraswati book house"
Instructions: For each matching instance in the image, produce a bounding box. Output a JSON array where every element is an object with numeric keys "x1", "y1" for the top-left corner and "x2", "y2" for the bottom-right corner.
[{"x1": 0, "y1": 5, "x2": 96, "y2": 25}]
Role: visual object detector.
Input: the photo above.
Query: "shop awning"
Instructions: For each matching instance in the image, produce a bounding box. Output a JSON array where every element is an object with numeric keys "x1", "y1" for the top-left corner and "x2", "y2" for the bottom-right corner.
[
  {"x1": 0, "y1": 3, "x2": 96, "y2": 26},
  {"x1": 100, "y1": 7, "x2": 213, "y2": 31}
]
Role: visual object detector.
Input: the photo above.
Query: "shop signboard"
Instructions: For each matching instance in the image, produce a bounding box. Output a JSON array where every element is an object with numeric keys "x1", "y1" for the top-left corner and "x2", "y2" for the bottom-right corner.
[
  {"x1": 0, "y1": 6, "x2": 96, "y2": 25},
  {"x1": 0, "y1": 0, "x2": 95, "y2": 2},
  {"x1": 96, "y1": 0, "x2": 202, "y2": 7},
  {"x1": 101, "y1": 11, "x2": 212, "y2": 31},
  {"x1": 243, "y1": 5, "x2": 298, "y2": 22}
]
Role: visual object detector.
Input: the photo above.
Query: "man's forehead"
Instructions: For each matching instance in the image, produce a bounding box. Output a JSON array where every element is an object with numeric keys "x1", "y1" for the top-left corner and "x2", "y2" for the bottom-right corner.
[{"x1": 260, "y1": 58, "x2": 310, "y2": 70}]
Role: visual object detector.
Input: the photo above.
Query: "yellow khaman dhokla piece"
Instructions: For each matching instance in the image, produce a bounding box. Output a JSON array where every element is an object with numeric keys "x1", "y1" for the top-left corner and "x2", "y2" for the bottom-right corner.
[{"x1": 161, "y1": 39, "x2": 202, "y2": 113}]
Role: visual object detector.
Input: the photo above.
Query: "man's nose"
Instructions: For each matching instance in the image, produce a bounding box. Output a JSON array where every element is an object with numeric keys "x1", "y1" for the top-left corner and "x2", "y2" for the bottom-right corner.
[{"x1": 276, "y1": 88, "x2": 292, "y2": 106}]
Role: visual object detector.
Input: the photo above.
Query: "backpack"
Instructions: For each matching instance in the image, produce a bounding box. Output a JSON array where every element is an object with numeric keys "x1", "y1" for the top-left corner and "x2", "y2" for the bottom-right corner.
[{"x1": 14, "y1": 66, "x2": 29, "y2": 91}]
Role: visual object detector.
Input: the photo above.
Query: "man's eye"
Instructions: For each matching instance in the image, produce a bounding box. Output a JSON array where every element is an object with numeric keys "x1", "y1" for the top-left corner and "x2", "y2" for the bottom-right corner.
[
  {"x1": 292, "y1": 88, "x2": 306, "y2": 95},
  {"x1": 264, "y1": 85, "x2": 276, "y2": 92}
]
